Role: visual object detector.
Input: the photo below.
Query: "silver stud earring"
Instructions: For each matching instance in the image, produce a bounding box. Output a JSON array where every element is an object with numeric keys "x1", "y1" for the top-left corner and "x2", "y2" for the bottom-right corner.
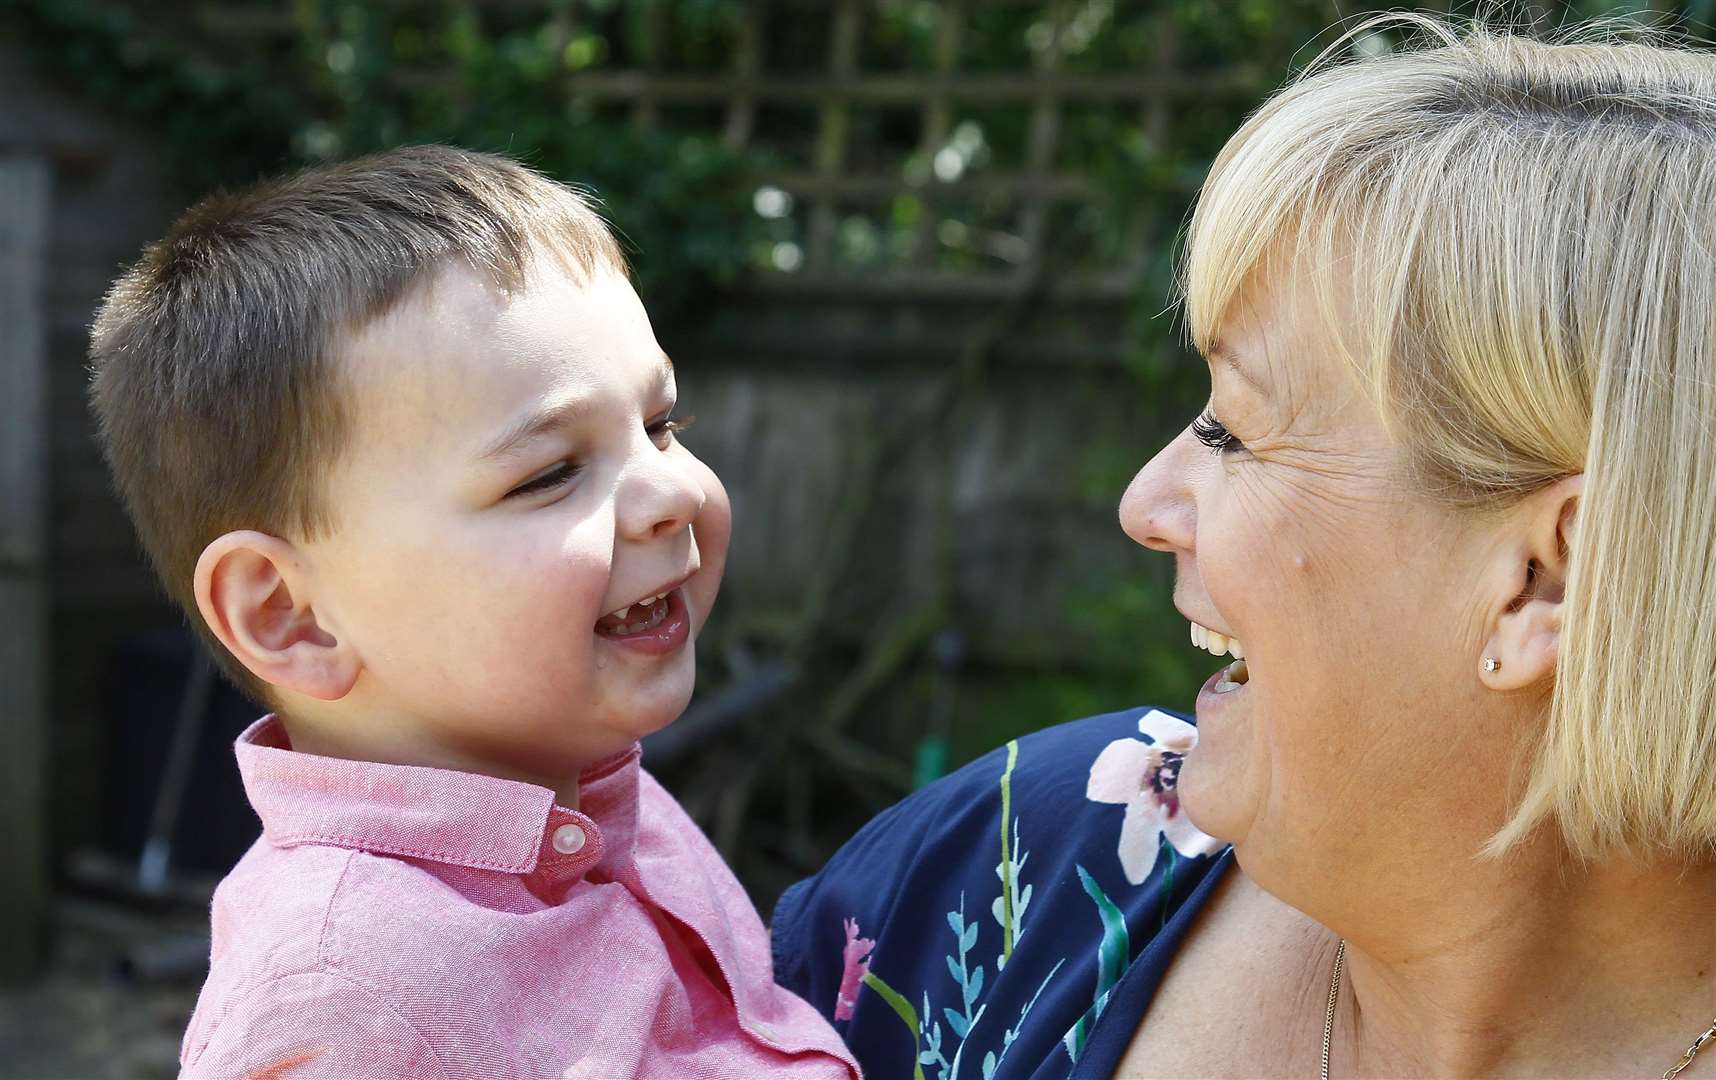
[{"x1": 1482, "y1": 656, "x2": 1501, "y2": 673}]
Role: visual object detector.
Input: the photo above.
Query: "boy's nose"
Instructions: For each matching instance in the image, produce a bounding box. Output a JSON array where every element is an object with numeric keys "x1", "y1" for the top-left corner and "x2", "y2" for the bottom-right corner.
[
  {"x1": 615, "y1": 449, "x2": 705, "y2": 541},
  {"x1": 1119, "y1": 425, "x2": 1199, "y2": 554}
]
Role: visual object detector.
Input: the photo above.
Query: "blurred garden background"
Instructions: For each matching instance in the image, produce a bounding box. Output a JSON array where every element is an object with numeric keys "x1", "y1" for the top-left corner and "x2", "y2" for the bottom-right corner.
[{"x1": 0, "y1": 0, "x2": 1709, "y2": 1075}]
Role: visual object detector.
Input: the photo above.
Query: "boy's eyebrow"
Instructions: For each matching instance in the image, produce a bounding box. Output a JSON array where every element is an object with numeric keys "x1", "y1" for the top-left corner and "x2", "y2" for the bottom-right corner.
[
  {"x1": 476, "y1": 395, "x2": 594, "y2": 465},
  {"x1": 475, "y1": 355, "x2": 677, "y2": 466}
]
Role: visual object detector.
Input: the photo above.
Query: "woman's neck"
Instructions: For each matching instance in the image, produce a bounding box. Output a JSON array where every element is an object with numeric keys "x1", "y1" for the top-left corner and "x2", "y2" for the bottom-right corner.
[{"x1": 1327, "y1": 844, "x2": 1716, "y2": 1077}]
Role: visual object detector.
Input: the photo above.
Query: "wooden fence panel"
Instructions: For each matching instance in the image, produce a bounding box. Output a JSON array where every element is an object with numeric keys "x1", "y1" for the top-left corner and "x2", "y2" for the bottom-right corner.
[{"x1": 0, "y1": 154, "x2": 51, "y2": 983}]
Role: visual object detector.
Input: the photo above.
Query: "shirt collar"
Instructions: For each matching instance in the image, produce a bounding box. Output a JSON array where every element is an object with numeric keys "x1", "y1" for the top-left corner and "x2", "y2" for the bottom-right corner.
[{"x1": 234, "y1": 716, "x2": 640, "y2": 891}]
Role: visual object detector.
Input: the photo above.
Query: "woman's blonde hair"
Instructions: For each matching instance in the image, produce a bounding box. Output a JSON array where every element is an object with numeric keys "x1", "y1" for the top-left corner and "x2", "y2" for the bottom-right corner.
[{"x1": 1182, "y1": 14, "x2": 1716, "y2": 861}]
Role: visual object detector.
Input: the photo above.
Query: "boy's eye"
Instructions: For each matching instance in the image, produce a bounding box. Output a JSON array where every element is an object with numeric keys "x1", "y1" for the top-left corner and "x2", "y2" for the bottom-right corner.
[
  {"x1": 1191, "y1": 411, "x2": 1246, "y2": 455},
  {"x1": 646, "y1": 411, "x2": 695, "y2": 448},
  {"x1": 507, "y1": 462, "x2": 583, "y2": 499}
]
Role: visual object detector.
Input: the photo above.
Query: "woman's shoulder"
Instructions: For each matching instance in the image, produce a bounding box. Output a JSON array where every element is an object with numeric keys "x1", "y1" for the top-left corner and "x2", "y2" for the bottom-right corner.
[{"x1": 772, "y1": 705, "x2": 1233, "y2": 1080}]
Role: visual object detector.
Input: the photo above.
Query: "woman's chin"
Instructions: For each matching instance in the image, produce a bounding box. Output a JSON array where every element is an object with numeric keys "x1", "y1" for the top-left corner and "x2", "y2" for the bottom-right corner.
[{"x1": 1176, "y1": 740, "x2": 1247, "y2": 846}]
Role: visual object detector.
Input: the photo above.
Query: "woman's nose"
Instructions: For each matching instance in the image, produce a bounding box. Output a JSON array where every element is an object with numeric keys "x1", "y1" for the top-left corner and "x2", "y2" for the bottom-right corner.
[
  {"x1": 616, "y1": 446, "x2": 705, "y2": 542},
  {"x1": 1119, "y1": 426, "x2": 1199, "y2": 554}
]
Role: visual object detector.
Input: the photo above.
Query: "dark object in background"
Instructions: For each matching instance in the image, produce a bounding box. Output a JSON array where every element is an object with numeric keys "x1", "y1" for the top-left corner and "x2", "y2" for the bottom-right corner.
[{"x1": 99, "y1": 628, "x2": 260, "y2": 882}]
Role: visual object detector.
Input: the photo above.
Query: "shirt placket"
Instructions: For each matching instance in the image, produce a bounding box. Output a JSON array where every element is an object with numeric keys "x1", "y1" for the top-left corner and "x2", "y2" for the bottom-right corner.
[{"x1": 620, "y1": 864, "x2": 811, "y2": 1059}]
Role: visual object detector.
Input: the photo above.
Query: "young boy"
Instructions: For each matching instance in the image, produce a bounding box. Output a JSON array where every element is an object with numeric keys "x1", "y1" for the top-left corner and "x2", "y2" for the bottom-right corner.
[{"x1": 89, "y1": 145, "x2": 859, "y2": 1079}]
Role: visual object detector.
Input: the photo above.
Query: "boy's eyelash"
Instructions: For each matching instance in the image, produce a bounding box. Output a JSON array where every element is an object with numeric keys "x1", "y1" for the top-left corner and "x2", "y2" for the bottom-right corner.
[
  {"x1": 508, "y1": 462, "x2": 584, "y2": 498},
  {"x1": 1192, "y1": 411, "x2": 1245, "y2": 455},
  {"x1": 648, "y1": 413, "x2": 695, "y2": 438},
  {"x1": 507, "y1": 415, "x2": 694, "y2": 500}
]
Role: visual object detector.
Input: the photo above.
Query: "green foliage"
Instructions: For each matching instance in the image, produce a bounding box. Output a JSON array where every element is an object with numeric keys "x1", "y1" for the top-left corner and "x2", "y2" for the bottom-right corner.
[
  {"x1": 5, "y1": 0, "x2": 768, "y2": 316},
  {"x1": 2, "y1": 0, "x2": 302, "y2": 193},
  {"x1": 287, "y1": 0, "x2": 766, "y2": 312},
  {"x1": 12, "y1": 0, "x2": 1695, "y2": 314}
]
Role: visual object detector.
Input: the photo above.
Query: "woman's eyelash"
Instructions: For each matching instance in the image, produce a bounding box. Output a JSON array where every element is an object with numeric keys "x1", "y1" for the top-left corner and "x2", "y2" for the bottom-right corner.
[{"x1": 1192, "y1": 411, "x2": 1245, "y2": 455}]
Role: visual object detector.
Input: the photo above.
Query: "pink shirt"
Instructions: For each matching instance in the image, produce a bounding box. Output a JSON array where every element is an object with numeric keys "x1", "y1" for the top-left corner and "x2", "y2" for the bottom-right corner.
[{"x1": 180, "y1": 718, "x2": 859, "y2": 1079}]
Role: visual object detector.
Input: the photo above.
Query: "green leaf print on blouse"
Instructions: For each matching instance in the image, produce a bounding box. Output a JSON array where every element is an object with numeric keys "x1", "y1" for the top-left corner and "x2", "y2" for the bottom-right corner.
[
  {"x1": 1059, "y1": 866, "x2": 1131, "y2": 1064},
  {"x1": 837, "y1": 739, "x2": 1054, "y2": 1079},
  {"x1": 826, "y1": 712, "x2": 1227, "y2": 1078},
  {"x1": 993, "y1": 741, "x2": 1031, "y2": 971}
]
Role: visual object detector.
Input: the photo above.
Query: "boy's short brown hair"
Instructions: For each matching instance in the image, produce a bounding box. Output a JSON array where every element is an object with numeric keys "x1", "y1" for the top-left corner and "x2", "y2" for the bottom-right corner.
[{"x1": 89, "y1": 145, "x2": 627, "y2": 700}]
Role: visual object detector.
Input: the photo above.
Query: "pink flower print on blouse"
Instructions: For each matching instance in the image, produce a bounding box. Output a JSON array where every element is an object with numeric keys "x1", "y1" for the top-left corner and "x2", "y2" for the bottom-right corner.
[
  {"x1": 834, "y1": 917, "x2": 874, "y2": 1021},
  {"x1": 1086, "y1": 709, "x2": 1223, "y2": 885}
]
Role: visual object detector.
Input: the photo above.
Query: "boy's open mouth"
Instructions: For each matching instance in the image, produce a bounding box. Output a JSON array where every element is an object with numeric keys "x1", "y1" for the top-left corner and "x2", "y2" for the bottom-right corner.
[{"x1": 595, "y1": 591, "x2": 674, "y2": 637}]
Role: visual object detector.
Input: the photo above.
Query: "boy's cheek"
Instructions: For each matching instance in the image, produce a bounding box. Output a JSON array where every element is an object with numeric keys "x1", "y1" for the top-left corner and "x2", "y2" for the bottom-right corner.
[
  {"x1": 691, "y1": 462, "x2": 732, "y2": 573},
  {"x1": 688, "y1": 466, "x2": 731, "y2": 626}
]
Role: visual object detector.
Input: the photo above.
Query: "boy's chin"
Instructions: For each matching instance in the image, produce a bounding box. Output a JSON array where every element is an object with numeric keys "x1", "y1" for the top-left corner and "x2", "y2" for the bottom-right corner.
[{"x1": 611, "y1": 667, "x2": 698, "y2": 740}]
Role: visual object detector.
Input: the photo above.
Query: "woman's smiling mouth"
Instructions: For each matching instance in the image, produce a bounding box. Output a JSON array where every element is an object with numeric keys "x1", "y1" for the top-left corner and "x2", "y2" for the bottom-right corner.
[{"x1": 1190, "y1": 619, "x2": 1249, "y2": 694}]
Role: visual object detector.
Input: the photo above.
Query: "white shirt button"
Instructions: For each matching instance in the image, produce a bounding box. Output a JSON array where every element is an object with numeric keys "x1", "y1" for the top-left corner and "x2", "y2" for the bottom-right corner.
[{"x1": 551, "y1": 823, "x2": 587, "y2": 855}]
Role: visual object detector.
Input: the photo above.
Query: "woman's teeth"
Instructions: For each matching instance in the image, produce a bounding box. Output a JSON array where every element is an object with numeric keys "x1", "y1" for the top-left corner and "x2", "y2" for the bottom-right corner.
[
  {"x1": 1189, "y1": 620, "x2": 1245, "y2": 659},
  {"x1": 1214, "y1": 659, "x2": 1249, "y2": 694},
  {"x1": 1191, "y1": 620, "x2": 1250, "y2": 694}
]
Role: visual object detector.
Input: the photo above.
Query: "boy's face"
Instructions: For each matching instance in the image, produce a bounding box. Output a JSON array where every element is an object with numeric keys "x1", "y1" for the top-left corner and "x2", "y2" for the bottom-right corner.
[{"x1": 301, "y1": 260, "x2": 729, "y2": 785}]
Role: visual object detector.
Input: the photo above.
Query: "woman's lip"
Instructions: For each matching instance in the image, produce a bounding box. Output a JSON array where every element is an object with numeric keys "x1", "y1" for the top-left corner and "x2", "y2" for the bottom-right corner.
[
  {"x1": 1196, "y1": 658, "x2": 1249, "y2": 705},
  {"x1": 594, "y1": 588, "x2": 690, "y2": 657}
]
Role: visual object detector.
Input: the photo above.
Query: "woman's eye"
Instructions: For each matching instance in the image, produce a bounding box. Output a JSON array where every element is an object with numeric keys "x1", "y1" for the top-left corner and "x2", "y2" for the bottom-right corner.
[
  {"x1": 646, "y1": 411, "x2": 695, "y2": 448},
  {"x1": 507, "y1": 462, "x2": 582, "y2": 499},
  {"x1": 1191, "y1": 411, "x2": 1246, "y2": 455}
]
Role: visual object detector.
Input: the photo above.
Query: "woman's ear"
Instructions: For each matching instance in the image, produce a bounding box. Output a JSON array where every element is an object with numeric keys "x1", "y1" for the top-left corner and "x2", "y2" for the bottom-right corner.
[
  {"x1": 193, "y1": 531, "x2": 361, "y2": 701},
  {"x1": 1480, "y1": 475, "x2": 1583, "y2": 691}
]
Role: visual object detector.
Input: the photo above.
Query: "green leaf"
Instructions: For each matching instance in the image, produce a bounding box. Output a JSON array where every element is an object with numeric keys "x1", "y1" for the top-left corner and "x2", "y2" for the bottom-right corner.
[
  {"x1": 1077, "y1": 863, "x2": 1130, "y2": 1016},
  {"x1": 862, "y1": 969, "x2": 928, "y2": 1080}
]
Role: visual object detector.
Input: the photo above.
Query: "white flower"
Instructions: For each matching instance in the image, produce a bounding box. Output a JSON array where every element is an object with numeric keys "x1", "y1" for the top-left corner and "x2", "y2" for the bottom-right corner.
[{"x1": 1085, "y1": 710, "x2": 1223, "y2": 884}]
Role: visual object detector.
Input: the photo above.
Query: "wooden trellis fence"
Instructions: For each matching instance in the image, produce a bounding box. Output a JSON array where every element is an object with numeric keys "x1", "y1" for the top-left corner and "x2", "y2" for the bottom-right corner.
[
  {"x1": 557, "y1": 0, "x2": 1248, "y2": 299},
  {"x1": 181, "y1": 0, "x2": 1266, "y2": 307}
]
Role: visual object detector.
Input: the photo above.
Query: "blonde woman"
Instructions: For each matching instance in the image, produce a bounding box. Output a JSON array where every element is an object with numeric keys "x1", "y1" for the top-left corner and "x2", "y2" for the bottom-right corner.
[{"x1": 771, "y1": 17, "x2": 1716, "y2": 1079}]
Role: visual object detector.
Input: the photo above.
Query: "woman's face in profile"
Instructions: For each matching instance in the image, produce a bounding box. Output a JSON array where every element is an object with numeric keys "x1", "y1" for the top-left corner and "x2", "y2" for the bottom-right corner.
[{"x1": 1119, "y1": 277, "x2": 1519, "y2": 882}]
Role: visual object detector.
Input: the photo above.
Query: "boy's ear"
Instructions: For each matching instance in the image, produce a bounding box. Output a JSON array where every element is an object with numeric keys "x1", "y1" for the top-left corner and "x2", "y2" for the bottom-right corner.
[
  {"x1": 193, "y1": 531, "x2": 360, "y2": 701},
  {"x1": 1480, "y1": 474, "x2": 1583, "y2": 692}
]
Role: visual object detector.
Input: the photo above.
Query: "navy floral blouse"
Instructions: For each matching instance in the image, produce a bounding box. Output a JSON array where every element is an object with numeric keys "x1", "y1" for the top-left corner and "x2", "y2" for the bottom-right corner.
[{"x1": 772, "y1": 707, "x2": 1236, "y2": 1080}]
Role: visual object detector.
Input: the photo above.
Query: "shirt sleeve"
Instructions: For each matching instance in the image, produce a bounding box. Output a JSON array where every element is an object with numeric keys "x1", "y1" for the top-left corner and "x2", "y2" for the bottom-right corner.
[{"x1": 181, "y1": 971, "x2": 447, "y2": 1080}]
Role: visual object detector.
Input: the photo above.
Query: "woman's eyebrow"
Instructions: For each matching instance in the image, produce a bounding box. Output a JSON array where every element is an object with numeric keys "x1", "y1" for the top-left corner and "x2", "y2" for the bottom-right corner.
[{"x1": 1208, "y1": 340, "x2": 1271, "y2": 398}]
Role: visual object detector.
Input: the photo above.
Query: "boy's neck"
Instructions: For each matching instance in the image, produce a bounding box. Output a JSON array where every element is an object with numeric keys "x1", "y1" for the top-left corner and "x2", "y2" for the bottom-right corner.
[{"x1": 277, "y1": 712, "x2": 583, "y2": 812}]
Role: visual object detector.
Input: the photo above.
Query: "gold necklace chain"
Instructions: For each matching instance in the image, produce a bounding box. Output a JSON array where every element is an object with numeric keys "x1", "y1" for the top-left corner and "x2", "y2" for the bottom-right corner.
[
  {"x1": 1319, "y1": 939, "x2": 1716, "y2": 1080},
  {"x1": 1320, "y1": 939, "x2": 1345, "y2": 1080}
]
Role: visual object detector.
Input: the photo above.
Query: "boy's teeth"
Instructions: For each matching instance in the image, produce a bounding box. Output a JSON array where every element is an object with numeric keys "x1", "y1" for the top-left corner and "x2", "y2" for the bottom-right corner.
[
  {"x1": 596, "y1": 591, "x2": 673, "y2": 636},
  {"x1": 606, "y1": 591, "x2": 670, "y2": 622}
]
